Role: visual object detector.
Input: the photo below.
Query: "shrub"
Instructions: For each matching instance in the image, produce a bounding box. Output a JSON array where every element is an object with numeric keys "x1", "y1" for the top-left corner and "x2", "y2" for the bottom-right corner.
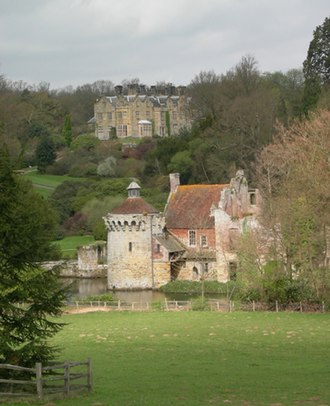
[{"x1": 191, "y1": 297, "x2": 209, "y2": 311}]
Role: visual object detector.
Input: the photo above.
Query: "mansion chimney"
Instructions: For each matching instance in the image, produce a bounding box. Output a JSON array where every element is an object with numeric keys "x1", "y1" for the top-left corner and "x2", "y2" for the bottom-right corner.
[{"x1": 169, "y1": 173, "x2": 180, "y2": 194}]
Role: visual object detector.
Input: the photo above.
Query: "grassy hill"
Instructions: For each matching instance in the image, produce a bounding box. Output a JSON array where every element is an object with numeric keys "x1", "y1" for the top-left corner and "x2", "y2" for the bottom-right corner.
[
  {"x1": 23, "y1": 169, "x2": 86, "y2": 198},
  {"x1": 54, "y1": 235, "x2": 96, "y2": 258}
]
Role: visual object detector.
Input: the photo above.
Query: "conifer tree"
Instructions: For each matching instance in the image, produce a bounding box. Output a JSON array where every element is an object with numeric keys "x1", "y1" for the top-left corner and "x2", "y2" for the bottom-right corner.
[{"x1": 0, "y1": 145, "x2": 65, "y2": 368}]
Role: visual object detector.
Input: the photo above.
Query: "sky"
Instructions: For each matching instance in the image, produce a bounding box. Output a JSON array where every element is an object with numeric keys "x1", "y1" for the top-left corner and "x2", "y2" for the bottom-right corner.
[{"x1": 0, "y1": 0, "x2": 329, "y2": 90}]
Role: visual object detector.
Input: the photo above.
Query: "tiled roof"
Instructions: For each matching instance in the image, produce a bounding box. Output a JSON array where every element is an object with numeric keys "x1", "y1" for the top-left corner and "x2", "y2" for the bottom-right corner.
[
  {"x1": 165, "y1": 184, "x2": 228, "y2": 229},
  {"x1": 111, "y1": 197, "x2": 159, "y2": 215}
]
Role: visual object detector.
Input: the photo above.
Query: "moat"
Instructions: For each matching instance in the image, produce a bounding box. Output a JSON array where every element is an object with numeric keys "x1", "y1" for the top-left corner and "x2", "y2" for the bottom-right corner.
[{"x1": 63, "y1": 278, "x2": 227, "y2": 302}]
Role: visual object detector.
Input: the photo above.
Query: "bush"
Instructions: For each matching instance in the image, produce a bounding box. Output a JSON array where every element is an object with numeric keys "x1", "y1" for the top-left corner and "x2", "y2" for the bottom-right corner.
[
  {"x1": 68, "y1": 162, "x2": 97, "y2": 177},
  {"x1": 160, "y1": 280, "x2": 235, "y2": 295},
  {"x1": 191, "y1": 297, "x2": 209, "y2": 311},
  {"x1": 78, "y1": 293, "x2": 114, "y2": 302}
]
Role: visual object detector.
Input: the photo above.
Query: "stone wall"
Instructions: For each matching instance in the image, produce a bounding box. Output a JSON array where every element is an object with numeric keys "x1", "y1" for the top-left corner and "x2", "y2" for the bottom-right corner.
[
  {"x1": 41, "y1": 260, "x2": 107, "y2": 278},
  {"x1": 77, "y1": 242, "x2": 107, "y2": 271},
  {"x1": 153, "y1": 262, "x2": 171, "y2": 289}
]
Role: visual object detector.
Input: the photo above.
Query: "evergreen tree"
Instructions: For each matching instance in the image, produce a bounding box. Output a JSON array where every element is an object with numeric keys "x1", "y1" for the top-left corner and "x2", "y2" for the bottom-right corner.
[
  {"x1": 303, "y1": 16, "x2": 330, "y2": 113},
  {"x1": 35, "y1": 137, "x2": 56, "y2": 173},
  {"x1": 0, "y1": 145, "x2": 66, "y2": 367}
]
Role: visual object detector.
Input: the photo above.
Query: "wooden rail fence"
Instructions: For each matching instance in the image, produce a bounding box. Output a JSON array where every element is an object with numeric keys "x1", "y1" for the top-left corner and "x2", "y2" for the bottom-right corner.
[
  {"x1": 0, "y1": 359, "x2": 92, "y2": 400},
  {"x1": 66, "y1": 299, "x2": 326, "y2": 313}
]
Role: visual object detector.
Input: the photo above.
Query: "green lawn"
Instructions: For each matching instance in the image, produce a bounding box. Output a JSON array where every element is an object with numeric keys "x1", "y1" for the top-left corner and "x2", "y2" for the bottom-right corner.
[
  {"x1": 55, "y1": 235, "x2": 95, "y2": 258},
  {"x1": 23, "y1": 170, "x2": 86, "y2": 198},
  {"x1": 11, "y1": 311, "x2": 330, "y2": 405}
]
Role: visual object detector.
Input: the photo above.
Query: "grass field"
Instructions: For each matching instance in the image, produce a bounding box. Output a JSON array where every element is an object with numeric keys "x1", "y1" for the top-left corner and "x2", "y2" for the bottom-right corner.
[
  {"x1": 55, "y1": 235, "x2": 96, "y2": 258},
  {"x1": 11, "y1": 311, "x2": 330, "y2": 406},
  {"x1": 23, "y1": 170, "x2": 86, "y2": 198}
]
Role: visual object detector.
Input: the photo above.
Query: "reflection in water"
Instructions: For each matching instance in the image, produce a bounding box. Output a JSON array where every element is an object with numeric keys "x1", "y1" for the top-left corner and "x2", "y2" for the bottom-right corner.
[
  {"x1": 62, "y1": 278, "x2": 107, "y2": 298},
  {"x1": 62, "y1": 278, "x2": 227, "y2": 302}
]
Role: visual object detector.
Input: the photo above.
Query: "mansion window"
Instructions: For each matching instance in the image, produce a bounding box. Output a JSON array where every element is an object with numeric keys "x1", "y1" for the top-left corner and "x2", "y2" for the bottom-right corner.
[
  {"x1": 107, "y1": 112, "x2": 112, "y2": 120},
  {"x1": 139, "y1": 122, "x2": 152, "y2": 137},
  {"x1": 135, "y1": 111, "x2": 140, "y2": 118},
  {"x1": 117, "y1": 125, "x2": 128, "y2": 137},
  {"x1": 97, "y1": 113, "x2": 103, "y2": 121},
  {"x1": 189, "y1": 230, "x2": 196, "y2": 246},
  {"x1": 129, "y1": 242, "x2": 132, "y2": 252},
  {"x1": 117, "y1": 111, "x2": 126, "y2": 121}
]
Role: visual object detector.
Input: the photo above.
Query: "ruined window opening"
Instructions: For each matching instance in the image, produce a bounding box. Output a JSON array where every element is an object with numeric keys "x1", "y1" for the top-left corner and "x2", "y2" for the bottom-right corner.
[
  {"x1": 129, "y1": 242, "x2": 132, "y2": 252},
  {"x1": 156, "y1": 244, "x2": 161, "y2": 253},
  {"x1": 204, "y1": 263, "x2": 209, "y2": 273},
  {"x1": 229, "y1": 262, "x2": 237, "y2": 281},
  {"x1": 189, "y1": 230, "x2": 196, "y2": 246},
  {"x1": 192, "y1": 266, "x2": 198, "y2": 280},
  {"x1": 249, "y1": 192, "x2": 256, "y2": 205},
  {"x1": 201, "y1": 235, "x2": 208, "y2": 247}
]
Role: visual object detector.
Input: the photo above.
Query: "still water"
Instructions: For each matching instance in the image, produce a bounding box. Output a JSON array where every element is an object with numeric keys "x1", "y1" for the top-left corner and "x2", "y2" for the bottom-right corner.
[{"x1": 62, "y1": 278, "x2": 226, "y2": 302}]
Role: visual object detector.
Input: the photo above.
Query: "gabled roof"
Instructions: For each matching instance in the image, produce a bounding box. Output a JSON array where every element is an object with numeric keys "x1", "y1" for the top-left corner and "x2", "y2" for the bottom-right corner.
[
  {"x1": 165, "y1": 184, "x2": 228, "y2": 229},
  {"x1": 111, "y1": 197, "x2": 158, "y2": 215},
  {"x1": 155, "y1": 233, "x2": 185, "y2": 253}
]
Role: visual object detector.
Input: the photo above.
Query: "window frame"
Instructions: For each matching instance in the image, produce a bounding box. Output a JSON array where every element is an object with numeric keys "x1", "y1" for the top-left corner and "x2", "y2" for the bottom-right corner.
[{"x1": 188, "y1": 230, "x2": 196, "y2": 247}]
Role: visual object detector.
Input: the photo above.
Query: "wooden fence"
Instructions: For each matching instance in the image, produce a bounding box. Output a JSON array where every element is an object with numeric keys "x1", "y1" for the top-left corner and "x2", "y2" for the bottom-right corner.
[
  {"x1": 0, "y1": 359, "x2": 92, "y2": 400},
  {"x1": 66, "y1": 299, "x2": 326, "y2": 313}
]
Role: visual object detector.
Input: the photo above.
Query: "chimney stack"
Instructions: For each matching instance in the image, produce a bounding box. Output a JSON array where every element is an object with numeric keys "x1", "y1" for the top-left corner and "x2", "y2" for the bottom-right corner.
[{"x1": 169, "y1": 173, "x2": 180, "y2": 193}]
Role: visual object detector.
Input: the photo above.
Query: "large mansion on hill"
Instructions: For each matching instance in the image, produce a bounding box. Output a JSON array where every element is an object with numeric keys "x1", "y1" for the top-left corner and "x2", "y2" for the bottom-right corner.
[{"x1": 93, "y1": 84, "x2": 192, "y2": 140}]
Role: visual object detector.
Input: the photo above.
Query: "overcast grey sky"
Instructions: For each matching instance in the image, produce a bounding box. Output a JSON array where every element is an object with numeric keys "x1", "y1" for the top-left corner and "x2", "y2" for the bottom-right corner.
[{"x1": 0, "y1": 0, "x2": 329, "y2": 89}]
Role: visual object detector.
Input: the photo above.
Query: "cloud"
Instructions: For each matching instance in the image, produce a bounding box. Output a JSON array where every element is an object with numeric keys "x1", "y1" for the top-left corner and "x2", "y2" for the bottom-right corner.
[{"x1": 0, "y1": 0, "x2": 329, "y2": 88}]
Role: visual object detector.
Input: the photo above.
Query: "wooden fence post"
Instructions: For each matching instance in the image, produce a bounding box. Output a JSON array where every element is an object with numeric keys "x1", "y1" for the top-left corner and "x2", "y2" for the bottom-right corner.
[
  {"x1": 275, "y1": 301, "x2": 279, "y2": 312},
  {"x1": 252, "y1": 300, "x2": 255, "y2": 312},
  {"x1": 64, "y1": 361, "x2": 70, "y2": 396},
  {"x1": 87, "y1": 358, "x2": 93, "y2": 392},
  {"x1": 36, "y1": 362, "x2": 43, "y2": 400},
  {"x1": 118, "y1": 300, "x2": 121, "y2": 310}
]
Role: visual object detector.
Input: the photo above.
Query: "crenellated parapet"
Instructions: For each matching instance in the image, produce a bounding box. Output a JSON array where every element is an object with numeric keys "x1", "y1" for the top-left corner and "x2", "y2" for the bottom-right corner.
[
  {"x1": 104, "y1": 214, "x2": 147, "y2": 232},
  {"x1": 103, "y1": 213, "x2": 165, "y2": 234}
]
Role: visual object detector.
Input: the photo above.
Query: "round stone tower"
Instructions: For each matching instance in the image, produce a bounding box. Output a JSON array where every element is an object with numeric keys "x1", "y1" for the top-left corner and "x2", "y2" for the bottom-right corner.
[{"x1": 103, "y1": 181, "x2": 164, "y2": 290}]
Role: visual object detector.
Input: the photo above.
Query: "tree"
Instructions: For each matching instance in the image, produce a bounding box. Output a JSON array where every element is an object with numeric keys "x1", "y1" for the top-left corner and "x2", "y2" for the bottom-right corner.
[
  {"x1": 97, "y1": 156, "x2": 117, "y2": 177},
  {"x1": 0, "y1": 145, "x2": 66, "y2": 367},
  {"x1": 35, "y1": 137, "x2": 56, "y2": 173},
  {"x1": 255, "y1": 110, "x2": 330, "y2": 301},
  {"x1": 303, "y1": 16, "x2": 330, "y2": 113},
  {"x1": 167, "y1": 150, "x2": 193, "y2": 184},
  {"x1": 62, "y1": 114, "x2": 72, "y2": 147}
]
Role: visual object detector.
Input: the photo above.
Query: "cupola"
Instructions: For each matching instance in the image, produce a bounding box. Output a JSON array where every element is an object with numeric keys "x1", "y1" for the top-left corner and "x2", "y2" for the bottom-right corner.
[{"x1": 127, "y1": 181, "x2": 141, "y2": 198}]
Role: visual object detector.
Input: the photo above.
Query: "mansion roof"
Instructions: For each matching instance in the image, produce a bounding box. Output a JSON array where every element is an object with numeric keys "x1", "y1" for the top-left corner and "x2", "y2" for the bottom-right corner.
[
  {"x1": 111, "y1": 197, "x2": 159, "y2": 215},
  {"x1": 165, "y1": 184, "x2": 228, "y2": 229}
]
